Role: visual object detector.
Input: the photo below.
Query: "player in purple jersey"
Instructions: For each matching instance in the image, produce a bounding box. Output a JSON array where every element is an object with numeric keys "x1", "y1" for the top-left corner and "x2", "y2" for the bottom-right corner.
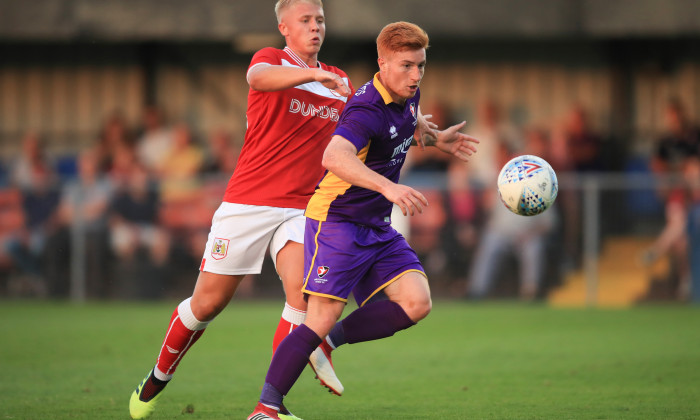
[{"x1": 248, "y1": 21, "x2": 479, "y2": 419}]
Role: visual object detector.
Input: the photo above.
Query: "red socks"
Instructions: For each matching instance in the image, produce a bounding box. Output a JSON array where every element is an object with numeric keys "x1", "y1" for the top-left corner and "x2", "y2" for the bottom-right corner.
[
  {"x1": 271, "y1": 303, "x2": 307, "y2": 355},
  {"x1": 154, "y1": 298, "x2": 209, "y2": 380}
]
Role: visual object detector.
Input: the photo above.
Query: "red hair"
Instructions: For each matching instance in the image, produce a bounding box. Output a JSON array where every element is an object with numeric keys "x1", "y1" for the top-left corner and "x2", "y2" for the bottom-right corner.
[{"x1": 376, "y1": 21, "x2": 429, "y2": 58}]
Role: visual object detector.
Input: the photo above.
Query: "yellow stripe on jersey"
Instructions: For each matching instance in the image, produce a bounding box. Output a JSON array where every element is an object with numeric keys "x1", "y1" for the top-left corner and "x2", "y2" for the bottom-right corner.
[
  {"x1": 305, "y1": 142, "x2": 371, "y2": 221},
  {"x1": 372, "y1": 72, "x2": 394, "y2": 105}
]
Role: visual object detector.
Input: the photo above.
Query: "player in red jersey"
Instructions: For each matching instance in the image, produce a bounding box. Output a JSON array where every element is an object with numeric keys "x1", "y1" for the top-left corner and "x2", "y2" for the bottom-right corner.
[{"x1": 129, "y1": 1, "x2": 353, "y2": 419}]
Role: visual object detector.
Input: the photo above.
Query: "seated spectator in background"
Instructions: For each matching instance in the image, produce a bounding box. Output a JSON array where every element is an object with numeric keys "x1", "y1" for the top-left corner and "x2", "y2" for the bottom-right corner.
[
  {"x1": 57, "y1": 149, "x2": 113, "y2": 227},
  {"x1": 46, "y1": 148, "x2": 113, "y2": 297},
  {"x1": 136, "y1": 106, "x2": 173, "y2": 173},
  {"x1": 109, "y1": 162, "x2": 169, "y2": 299},
  {"x1": 109, "y1": 163, "x2": 169, "y2": 265},
  {"x1": 155, "y1": 122, "x2": 204, "y2": 203},
  {"x1": 201, "y1": 128, "x2": 240, "y2": 177},
  {"x1": 11, "y1": 131, "x2": 52, "y2": 190},
  {"x1": 95, "y1": 111, "x2": 134, "y2": 177},
  {"x1": 198, "y1": 129, "x2": 241, "y2": 246},
  {"x1": 153, "y1": 123, "x2": 210, "y2": 263},
  {"x1": 109, "y1": 143, "x2": 140, "y2": 187},
  {"x1": 4, "y1": 169, "x2": 61, "y2": 296},
  {"x1": 467, "y1": 128, "x2": 556, "y2": 300}
]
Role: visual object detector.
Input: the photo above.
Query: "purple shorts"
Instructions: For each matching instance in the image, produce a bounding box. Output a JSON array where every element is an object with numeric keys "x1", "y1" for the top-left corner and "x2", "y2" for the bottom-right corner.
[{"x1": 302, "y1": 219, "x2": 426, "y2": 307}]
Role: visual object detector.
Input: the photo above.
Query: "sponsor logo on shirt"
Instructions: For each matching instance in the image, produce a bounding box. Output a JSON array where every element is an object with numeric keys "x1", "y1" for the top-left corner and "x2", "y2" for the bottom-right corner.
[
  {"x1": 391, "y1": 136, "x2": 414, "y2": 159},
  {"x1": 289, "y1": 99, "x2": 340, "y2": 121}
]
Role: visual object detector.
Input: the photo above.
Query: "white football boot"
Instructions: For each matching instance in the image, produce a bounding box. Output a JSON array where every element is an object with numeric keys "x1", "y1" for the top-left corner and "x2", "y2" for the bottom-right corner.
[{"x1": 308, "y1": 341, "x2": 344, "y2": 396}]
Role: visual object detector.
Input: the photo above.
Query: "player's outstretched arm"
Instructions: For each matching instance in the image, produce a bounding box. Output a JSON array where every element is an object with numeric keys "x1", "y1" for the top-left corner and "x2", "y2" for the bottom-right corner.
[
  {"x1": 431, "y1": 121, "x2": 480, "y2": 162},
  {"x1": 323, "y1": 136, "x2": 428, "y2": 216},
  {"x1": 247, "y1": 64, "x2": 350, "y2": 96}
]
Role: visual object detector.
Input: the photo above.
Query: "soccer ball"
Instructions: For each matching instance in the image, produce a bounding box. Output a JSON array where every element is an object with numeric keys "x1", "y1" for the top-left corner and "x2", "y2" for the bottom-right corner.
[{"x1": 497, "y1": 155, "x2": 558, "y2": 216}]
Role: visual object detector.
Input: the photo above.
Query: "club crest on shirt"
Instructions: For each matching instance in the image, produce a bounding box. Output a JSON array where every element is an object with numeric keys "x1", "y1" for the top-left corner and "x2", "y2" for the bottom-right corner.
[
  {"x1": 211, "y1": 238, "x2": 229, "y2": 260},
  {"x1": 317, "y1": 266, "x2": 329, "y2": 278},
  {"x1": 410, "y1": 103, "x2": 416, "y2": 118}
]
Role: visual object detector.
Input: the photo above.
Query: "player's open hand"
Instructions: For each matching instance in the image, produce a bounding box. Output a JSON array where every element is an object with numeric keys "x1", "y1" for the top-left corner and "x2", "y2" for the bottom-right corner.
[
  {"x1": 435, "y1": 121, "x2": 479, "y2": 162},
  {"x1": 316, "y1": 69, "x2": 351, "y2": 97},
  {"x1": 382, "y1": 183, "x2": 429, "y2": 216}
]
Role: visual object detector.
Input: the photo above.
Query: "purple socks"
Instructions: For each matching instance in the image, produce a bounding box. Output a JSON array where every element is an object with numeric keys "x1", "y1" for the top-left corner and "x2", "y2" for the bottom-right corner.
[
  {"x1": 260, "y1": 301, "x2": 416, "y2": 409},
  {"x1": 261, "y1": 324, "x2": 322, "y2": 408},
  {"x1": 329, "y1": 300, "x2": 415, "y2": 347}
]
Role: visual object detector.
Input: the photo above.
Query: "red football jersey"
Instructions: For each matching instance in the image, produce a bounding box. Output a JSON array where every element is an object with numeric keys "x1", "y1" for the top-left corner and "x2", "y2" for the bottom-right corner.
[{"x1": 223, "y1": 47, "x2": 353, "y2": 209}]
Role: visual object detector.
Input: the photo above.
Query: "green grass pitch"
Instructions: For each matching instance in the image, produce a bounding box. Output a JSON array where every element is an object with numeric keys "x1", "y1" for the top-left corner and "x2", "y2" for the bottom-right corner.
[{"x1": 1, "y1": 300, "x2": 699, "y2": 419}]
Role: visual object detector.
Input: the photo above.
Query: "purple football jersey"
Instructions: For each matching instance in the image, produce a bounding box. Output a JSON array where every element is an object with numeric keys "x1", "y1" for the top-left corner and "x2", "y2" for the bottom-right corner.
[{"x1": 305, "y1": 73, "x2": 420, "y2": 227}]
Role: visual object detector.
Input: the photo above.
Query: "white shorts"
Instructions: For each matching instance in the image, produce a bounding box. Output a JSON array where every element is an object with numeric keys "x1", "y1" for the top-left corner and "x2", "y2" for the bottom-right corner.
[{"x1": 200, "y1": 202, "x2": 305, "y2": 276}]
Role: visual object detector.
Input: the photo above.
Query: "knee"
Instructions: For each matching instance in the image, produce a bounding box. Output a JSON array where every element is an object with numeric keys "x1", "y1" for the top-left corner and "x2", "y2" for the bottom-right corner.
[
  {"x1": 403, "y1": 295, "x2": 432, "y2": 323},
  {"x1": 190, "y1": 295, "x2": 227, "y2": 322}
]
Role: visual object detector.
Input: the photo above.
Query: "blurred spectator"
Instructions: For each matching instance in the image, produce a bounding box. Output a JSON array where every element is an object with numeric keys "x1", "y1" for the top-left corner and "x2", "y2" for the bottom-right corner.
[
  {"x1": 201, "y1": 128, "x2": 240, "y2": 176},
  {"x1": 556, "y1": 105, "x2": 603, "y2": 172},
  {"x1": 45, "y1": 149, "x2": 113, "y2": 297},
  {"x1": 404, "y1": 101, "x2": 467, "y2": 278},
  {"x1": 1, "y1": 131, "x2": 58, "y2": 295},
  {"x1": 136, "y1": 106, "x2": 173, "y2": 173},
  {"x1": 153, "y1": 123, "x2": 211, "y2": 267},
  {"x1": 466, "y1": 100, "x2": 519, "y2": 187},
  {"x1": 4, "y1": 169, "x2": 60, "y2": 296},
  {"x1": 643, "y1": 100, "x2": 700, "y2": 298},
  {"x1": 155, "y1": 122, "x2": 204, "y2": 203},
  {"x1": 409, "y1": 189, "x2": 448, "y2": 273},
  {"x1": 550, "y1": 105, "x2": 603, "y2": 270},
  {"x1": 109, "y1": 163, "x2": 168, "y2": 264},
  {"x1": 95, "y1": 111, "x2": 134, "y2": 176},
  {"x1": 466, "y1": 128, "x2": 557, "y2": 300},
  {"x1": 11, "y1": 132, "x2": 52, "y2": 190},
  {"x1": 109, "y1": 163, "x2": 169, "y2": 298},
  {"x1": 685, "y1": 158, "x2": 700, "y2": 302},
  {"x1": 445, "y1": 154, "x2": 480, "y2": 277},
  {"x1": 109, "y1": 143, "x2": 140, "y2": 187},
  {"x1": 651, "y1": 99, "x2": 700, "y2": 177}
]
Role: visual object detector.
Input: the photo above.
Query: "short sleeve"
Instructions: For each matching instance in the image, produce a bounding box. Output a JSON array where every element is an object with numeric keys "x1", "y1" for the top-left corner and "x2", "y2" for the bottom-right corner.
[
  {"x1": 247, "y1": 48, "x2": 281, "y2": 76},
  {"x1": 333, "y1": 105, "x2": 384, "y2": 152}
]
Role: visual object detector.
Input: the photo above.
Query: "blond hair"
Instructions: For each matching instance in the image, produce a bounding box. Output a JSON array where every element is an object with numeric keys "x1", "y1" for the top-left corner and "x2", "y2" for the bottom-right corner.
[
  {"x1": 275, "y1": 0, "x2": 324, "y2": 23},
  {"x1": 376, "y1": 21, "x2": 429, "y2": 58}
]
